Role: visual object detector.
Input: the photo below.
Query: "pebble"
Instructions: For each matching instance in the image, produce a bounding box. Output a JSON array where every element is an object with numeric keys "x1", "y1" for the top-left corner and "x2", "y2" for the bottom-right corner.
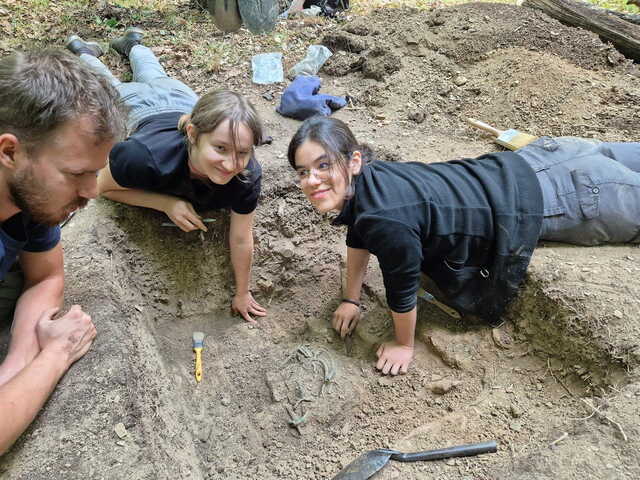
[
  {"x1": 378, "y1": 377, "x2": 394, "y2": 387},
  {"x1": 454, "y1": 75, "x2": 468, "y2": 86},
  {"x1": 427, "y1": 378, "x2": 462, "y2": 395},
  {"x1": 114, "y1": 423, "x2": 128, "y2": 439},
  {"x1": 613, "y1": 310, "x2": 623, "y2": 319},
  {"x1": 510, "y1": 404, "x2": 523, "y2": 418},
  {"x1": 510, "y1": 421, "x2": 523, "y2": 432}
]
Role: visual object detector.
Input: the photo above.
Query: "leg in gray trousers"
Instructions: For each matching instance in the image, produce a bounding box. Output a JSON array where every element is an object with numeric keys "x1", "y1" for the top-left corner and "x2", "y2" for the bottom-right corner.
[
  {"x1": 79, "y1": 46, "x2": 198, "y2": 132},
  {"x1": 516, "y1": 137, "x2": 640, "y2": 246}
]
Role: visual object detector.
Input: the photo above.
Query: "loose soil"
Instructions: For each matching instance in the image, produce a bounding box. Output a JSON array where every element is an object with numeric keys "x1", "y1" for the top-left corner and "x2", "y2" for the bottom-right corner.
[{"x1": 1, "y1": 2, "x2": 639, "y2": 479}]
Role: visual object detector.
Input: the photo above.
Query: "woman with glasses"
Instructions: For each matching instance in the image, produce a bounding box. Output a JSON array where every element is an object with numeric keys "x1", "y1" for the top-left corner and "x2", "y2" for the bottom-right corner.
[{"x1": 288, "y1": 116, "x2": 640, "y2": 375}]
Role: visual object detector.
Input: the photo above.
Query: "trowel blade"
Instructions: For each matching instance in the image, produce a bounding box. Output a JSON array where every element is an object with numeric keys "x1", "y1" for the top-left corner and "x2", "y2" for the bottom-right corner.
[{"x1": 331, "y1": 449, "x2": 398, "y2": 480}]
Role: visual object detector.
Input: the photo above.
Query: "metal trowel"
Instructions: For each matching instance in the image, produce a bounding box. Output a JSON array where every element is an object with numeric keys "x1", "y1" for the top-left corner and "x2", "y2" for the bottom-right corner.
[
  {"x1": 332, "y1": 440, "x2": 497, "y2": 480},
  {"x1": 417, "y1": 287, "x2": 461, "y2": 319}
]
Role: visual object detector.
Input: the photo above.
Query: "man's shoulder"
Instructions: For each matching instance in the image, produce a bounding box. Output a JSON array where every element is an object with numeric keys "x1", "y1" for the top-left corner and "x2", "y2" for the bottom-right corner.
[{"x1": 1, "y1": 212, "x2": 60, "y2": 251}]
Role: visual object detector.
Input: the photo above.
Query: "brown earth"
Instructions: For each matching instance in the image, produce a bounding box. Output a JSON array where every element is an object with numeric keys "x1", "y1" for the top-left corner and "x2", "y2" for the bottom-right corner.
[{"x1": 1, "y1": 1, "x2": 640, "y2": 479}]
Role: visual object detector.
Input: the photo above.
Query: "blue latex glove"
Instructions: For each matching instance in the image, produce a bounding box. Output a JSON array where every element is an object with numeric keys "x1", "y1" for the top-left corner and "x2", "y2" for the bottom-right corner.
[{"x1": 277, "y1": 75, "x2": 347, "y2": 120}]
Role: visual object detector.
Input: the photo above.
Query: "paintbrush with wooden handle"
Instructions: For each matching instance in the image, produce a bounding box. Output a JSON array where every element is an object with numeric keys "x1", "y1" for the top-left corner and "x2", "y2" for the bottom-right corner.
[{"x1": 466, "y1": 118, "x2": 538, "y2": 150}]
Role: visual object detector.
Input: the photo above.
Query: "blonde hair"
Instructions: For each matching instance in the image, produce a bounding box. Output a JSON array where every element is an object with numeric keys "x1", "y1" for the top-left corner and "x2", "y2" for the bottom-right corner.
[{"x1": 178, "y1": 90, "x2": 263, "y2": 176}]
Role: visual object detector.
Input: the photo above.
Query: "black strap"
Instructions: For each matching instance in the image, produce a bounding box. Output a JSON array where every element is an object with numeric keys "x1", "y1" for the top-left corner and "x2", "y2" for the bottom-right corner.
[{"x1": 341, "y1": 298, "x2": 361, "y2": 308}]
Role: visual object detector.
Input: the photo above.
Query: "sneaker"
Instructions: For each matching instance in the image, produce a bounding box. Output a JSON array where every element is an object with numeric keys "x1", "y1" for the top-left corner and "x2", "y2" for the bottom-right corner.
[
  {"x1": 110, "y1": 27, "x2": 145, "y2": 58},
  {"x1": 65, "y1": 35, "x2": 104, "y2": 57}
]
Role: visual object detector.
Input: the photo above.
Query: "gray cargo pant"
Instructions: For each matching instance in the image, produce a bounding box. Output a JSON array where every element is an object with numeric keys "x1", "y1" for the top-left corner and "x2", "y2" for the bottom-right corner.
[
  {"x1": 517, "y1": 137, "x2": 640, "y2": 246},
  {"x1": 80, "y1": 45, "x2": 198, "y2": 132}
]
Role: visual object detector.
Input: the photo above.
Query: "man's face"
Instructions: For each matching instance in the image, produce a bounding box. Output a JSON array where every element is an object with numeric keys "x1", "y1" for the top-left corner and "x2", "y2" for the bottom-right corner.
[{"x1": 9, "y1": 116, "x2": 113, "y2": 226}]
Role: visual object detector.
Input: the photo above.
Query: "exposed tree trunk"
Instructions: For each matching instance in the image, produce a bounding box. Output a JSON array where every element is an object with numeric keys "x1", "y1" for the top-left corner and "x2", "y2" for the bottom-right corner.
[{"x1": 524, "y1": 0, "x2": 640, "y2": 61}]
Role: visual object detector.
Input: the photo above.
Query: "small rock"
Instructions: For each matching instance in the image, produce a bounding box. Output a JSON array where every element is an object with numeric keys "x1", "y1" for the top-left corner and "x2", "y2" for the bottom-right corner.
[
  {"x1": 116, "y1": 440, "x2": 126, "y2": 447},
  {"x1": 426, "y1": 378, "x2": 462, "y2": 395},
  {"x1": 114, "y1": 422, "x2": 128, "y2": 439},
  {"x1": 492, "y1": 328, "x2": 513, "y2": 349},
  {"x1": 378, "y1": 377, "x2": 394, "y2": 387},
  {"x1": 408, "y1": 110, "x2": 425, "y2": 124},
  {"x1": 221, "y1": 397, "x2": 231, "y2": 406},
  {"x1": 445, "y1": 459, "x2": 456, "y2": 466},
  {"x1": 510, "y1": 404, "x2": 523, "y2": 418},
  {"x1": 613, "y1": 310, "x2": 623, "y2": 319},
  {"x1": 197, "y1": 426, "x2": 211, "y2": 443},
  {"x1": 257, "y1": 278, "x2": 274, "y2": 294},
  {"x1": 454, "y1": 75, "x2": 468, "y2": 86},
  {"x1": 262, "y1": 92, "x2": 274, "y2": 101},
  {"x1": 265, "y1": 373, "x2": 287, "y2": 402},
  {"x1": 510, "y1": 421, "x2": 522, "y2": 432}
]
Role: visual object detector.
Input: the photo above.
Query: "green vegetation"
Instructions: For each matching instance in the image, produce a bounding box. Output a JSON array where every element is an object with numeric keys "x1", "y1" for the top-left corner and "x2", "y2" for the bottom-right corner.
[{"x1": 351, "y1": 0, "x2": 639, "y2": 14}]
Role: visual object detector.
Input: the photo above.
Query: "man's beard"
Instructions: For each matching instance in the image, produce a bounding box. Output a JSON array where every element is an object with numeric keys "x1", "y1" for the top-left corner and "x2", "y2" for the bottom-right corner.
[{"x1": 9, "y1": 165, "x2": 88, "y2": 226}]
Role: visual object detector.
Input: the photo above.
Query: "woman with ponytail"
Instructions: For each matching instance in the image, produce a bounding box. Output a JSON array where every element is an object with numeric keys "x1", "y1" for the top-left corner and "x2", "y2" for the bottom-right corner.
[{"x1": 81, "y1": 30, "x2": 266, "y2": 323}]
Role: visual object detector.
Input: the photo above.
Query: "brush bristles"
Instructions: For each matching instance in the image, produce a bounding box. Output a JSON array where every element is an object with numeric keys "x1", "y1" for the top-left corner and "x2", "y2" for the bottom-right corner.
[{"x1": 192, "y1": 331, "x2": 205, "y2": 347}]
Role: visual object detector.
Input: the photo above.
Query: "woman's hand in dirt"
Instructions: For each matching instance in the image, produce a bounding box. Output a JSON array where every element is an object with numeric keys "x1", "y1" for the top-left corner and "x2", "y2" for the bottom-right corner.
[
  {"x1": 36, "y1": 305, "x2": 97, "y2": 367},
  {"x1": 232, "y1": 292, "x2": 267, "y2": 324},
  {"x1": 375, "y1": 341, "x2": 413, "y2": 375},
  {"x1": 332, "y1": 302, "x2": 360, "y2": 338},
  {"x1": 164, "y1": 198, "x2": 207, "y2": 232}
]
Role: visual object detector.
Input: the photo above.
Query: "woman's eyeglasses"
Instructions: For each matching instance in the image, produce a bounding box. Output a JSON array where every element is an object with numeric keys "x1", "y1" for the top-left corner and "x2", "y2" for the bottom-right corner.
[{"x1": 294, "y1": 161, "x2": 333, "y2": 186}]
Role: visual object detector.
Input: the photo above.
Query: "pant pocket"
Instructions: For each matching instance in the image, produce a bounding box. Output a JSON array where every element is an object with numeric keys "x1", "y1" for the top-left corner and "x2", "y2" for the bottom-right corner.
[{"x1": 570, "y1": 170, "x2": 600, "y2": 219}]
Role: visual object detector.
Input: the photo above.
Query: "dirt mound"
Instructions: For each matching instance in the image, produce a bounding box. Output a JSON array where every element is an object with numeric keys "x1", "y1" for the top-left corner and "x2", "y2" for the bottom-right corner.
[{"x1": 322, "y1": 5, "x2": 639, "y2": 141}]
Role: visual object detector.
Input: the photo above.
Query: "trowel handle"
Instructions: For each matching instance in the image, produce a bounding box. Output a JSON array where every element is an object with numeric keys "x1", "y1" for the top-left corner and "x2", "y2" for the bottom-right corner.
[
  {"x1": 391, "y1": 440, "x2": 497, "y2": 462},
  {"x1": 466, "y1": 118, "x2": 503, "y2": 138}
]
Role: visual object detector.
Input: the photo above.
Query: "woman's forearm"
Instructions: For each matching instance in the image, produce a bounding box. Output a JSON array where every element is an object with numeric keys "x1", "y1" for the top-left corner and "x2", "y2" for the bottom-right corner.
[
  {"x1": 102, "y1": 189, "x2": 175, "y2": 213},
  {"x1": 344, "y1": 247, "x2": 370, "y2": 301},
  {"x1": 391, "y1": 308, "x2": 417, "y2": 347},
  {"x1": 230, "y1": 238, "x2": 253, "y2": 294}
]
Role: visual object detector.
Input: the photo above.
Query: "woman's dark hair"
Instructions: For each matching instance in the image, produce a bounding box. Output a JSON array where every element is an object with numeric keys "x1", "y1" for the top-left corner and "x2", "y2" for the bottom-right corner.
[{"x1": 287, "y1": 116, "x2": 374, "y2": 184}]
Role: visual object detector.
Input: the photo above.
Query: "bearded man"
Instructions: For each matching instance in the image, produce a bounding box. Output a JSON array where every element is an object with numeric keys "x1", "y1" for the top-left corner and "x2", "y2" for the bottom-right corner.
[{"x1": 0, "y1": 50, "x2": 125, "y2": 454}]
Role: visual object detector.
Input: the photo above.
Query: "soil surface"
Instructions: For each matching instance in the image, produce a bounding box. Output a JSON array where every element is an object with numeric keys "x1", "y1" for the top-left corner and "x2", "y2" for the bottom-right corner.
[{"x1": 1, "y1": 1, "x2": 640, "y2": 479}]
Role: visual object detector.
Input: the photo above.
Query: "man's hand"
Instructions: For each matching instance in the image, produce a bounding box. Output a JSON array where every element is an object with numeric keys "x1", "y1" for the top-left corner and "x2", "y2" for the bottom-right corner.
[
  {"x1": 332, "y1": 302, "x2": 360, "y2": 338},
  {"x1": 231, "y1": 292, "x2": 267, "y2": 324},
  {"x1": 376, "y1": 341, "x2": 413, "y2": 376},
  {"x1": 164, "y1": 198, "x2": 207, "y2": 232},
  {"x1": 36, "y1": 305, "x2": 96, "y2": 367}
]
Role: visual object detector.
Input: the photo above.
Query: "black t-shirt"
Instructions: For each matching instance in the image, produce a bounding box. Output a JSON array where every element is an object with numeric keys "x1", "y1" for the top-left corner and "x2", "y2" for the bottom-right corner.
[
  {"x1": 109, "y1": 112, "x2": 262, "y2": 214},
  {"x1": 1, "y1": 213, "x2": 60, "y2": 280}
]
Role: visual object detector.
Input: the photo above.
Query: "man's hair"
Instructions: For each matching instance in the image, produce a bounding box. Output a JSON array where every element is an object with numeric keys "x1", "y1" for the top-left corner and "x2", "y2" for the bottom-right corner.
[{"x1": 0, "y1": 49, "x2": 127, "y2": 153}]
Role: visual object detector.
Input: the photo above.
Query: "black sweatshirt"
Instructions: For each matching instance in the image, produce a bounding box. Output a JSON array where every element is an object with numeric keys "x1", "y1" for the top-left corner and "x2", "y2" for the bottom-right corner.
[{"x1": 333, "y1": 152, "x2": 543, "y2": 324}]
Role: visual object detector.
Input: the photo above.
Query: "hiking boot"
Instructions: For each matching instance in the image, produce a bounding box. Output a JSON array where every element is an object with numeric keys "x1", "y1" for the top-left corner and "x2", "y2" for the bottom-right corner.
[
  {"x1": 110, "y1": 27, "x2": 145, "y2": 58},
  {"x1": 65, "y1": 35, "x2": 104, "y2": 57}
]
